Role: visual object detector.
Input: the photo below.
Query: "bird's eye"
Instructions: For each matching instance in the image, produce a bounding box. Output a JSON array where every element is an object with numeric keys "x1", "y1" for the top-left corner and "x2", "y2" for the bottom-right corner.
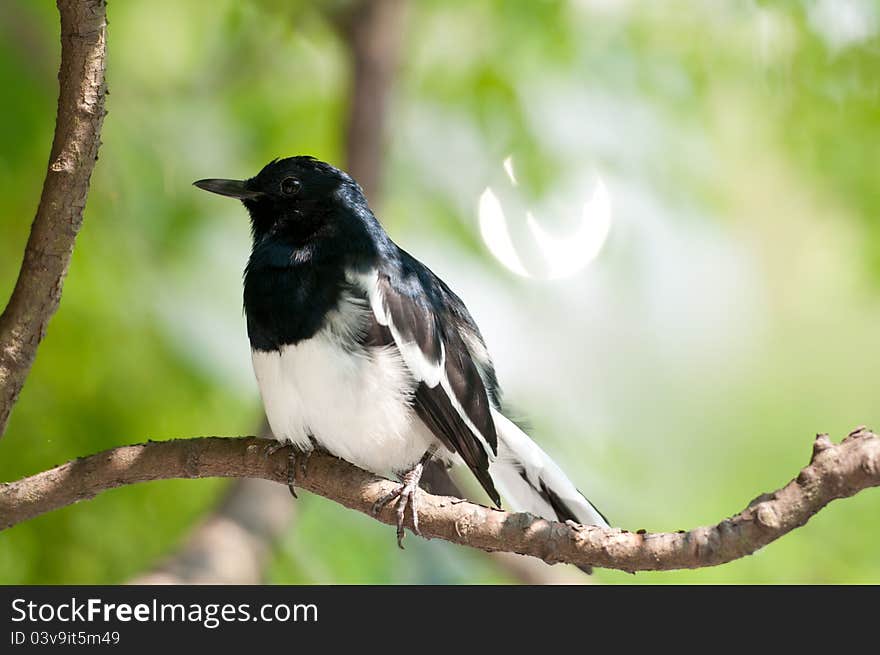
[{"x1": 280, "y1": 177, "x2": 301, "y2": 196}]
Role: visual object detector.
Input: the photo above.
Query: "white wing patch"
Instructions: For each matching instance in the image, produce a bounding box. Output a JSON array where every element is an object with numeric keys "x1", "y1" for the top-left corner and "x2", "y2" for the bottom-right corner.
[
  {"x1": 349, "y1": 268, "x2": 496, "y2": 462},
  {"x1": 350, "y1": 268, "x2": 444, "y2": 387},
  {"x1": 439, "y1": 372, "x2": 495, "y2": 461}
]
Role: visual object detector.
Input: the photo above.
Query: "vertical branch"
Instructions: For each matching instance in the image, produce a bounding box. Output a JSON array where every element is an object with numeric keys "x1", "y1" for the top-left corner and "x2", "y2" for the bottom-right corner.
[
  {"x1": 0, "y1": 0, "x2": 108, "y2": 436},
  {"x1": 336, "y1": 0, "x2": 407, "y2": 204}
]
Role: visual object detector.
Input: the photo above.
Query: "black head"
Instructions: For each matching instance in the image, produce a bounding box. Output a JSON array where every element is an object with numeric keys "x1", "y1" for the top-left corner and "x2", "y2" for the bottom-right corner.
[{"x1": 194, "y1": 156, "x2": 364, "y2": 240}]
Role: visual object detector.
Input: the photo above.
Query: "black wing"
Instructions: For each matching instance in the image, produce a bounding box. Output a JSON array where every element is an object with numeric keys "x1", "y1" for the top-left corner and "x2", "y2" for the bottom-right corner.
[{"x1": 354, "y1": 255, "x2": 501, "y2": 507}]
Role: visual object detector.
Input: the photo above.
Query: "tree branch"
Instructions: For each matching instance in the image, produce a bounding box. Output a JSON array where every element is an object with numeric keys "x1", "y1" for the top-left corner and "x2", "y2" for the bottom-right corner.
[
  {"x1": 333, "y1": 0, "x2": 406, "y2": 203},
  {"x1": 0, "y1": 0, "x2": 108, "y2": 436},
  {"x1": 2, "y1": 428, "x2": 877, "y2": 572}
]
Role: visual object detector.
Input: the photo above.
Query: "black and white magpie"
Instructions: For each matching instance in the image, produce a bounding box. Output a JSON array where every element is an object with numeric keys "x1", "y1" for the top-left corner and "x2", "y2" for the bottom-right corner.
[{"x1": 194, "y1": 156, "x2": 609, "y2": 551}]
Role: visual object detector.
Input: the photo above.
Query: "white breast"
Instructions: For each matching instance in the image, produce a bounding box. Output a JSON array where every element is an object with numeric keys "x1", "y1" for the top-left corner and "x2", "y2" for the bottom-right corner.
[{"x1": 250, "y1": 295, "x2": 441, "y2": 476}]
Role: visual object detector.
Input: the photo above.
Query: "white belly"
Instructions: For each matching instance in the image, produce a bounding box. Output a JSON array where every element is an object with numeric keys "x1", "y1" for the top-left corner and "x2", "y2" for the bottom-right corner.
[{"x1": 251, "y1": 324, "x2": 441, "y2": 477}]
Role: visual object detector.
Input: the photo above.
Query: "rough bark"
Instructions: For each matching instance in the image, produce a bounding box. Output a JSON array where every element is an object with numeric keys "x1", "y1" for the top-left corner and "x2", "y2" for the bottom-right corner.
[
  {"x1": 2, "y1": 428, "x2": 876, "y2": 573},
  {"x1": 0, "y1": 0, "x2": 107, "y2": 436}
]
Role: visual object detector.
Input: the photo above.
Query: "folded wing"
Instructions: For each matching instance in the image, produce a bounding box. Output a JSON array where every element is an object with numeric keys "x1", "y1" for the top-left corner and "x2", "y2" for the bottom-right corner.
[{"x1": 352, "y1": 265, "x2": 501, "y2": 507}]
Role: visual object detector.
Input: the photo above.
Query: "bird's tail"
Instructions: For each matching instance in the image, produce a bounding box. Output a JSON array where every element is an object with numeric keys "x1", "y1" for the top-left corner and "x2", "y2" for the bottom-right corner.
[{"x1": 489, "y1": 410, "x2": 609, "y2": 531}]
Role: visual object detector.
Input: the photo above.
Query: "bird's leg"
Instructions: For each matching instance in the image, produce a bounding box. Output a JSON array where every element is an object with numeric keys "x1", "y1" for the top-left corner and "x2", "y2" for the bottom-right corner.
[
  {"x1": 371, "y1": 448, "x2": 435, "y2": 549},
  {"x1": 262, "y1": 440, "x2": 312, "y2": 498},
  {"x1": 292, "y1": 440, "x2": 318, "y2": 496},
  {"x1": 286, "y1": 448, "x2": 299, "y2": 498}
]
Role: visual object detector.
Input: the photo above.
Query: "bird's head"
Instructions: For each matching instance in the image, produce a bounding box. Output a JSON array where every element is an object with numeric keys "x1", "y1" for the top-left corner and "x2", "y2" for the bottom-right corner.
[{"x1": 194, "y1": 156, "x2": 364, "y2": 240}]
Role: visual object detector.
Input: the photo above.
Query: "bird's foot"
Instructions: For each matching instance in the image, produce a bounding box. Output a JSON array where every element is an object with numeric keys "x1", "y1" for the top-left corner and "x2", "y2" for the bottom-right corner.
[
  {"x1": 263, "y1": 441, "x2": 311, "y2": 498},
  {"x1": 285, "y1": 447, "x2": 314, "y2": 498},
  {"x1": 262, "y1": 441, "x2": 288, "y2": 459},
  {"x1": 371, "y1": 456, "x2": 430, "y2": 549}
]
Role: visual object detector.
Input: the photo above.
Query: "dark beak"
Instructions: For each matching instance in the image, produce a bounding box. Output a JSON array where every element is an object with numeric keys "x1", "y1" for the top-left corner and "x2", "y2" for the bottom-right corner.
[{"x1": 193, "y1": 178, "x2": 264, "y2": 200}]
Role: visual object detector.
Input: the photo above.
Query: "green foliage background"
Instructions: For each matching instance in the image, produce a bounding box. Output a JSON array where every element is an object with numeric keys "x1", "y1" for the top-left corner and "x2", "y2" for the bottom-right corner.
[{"x1": 1, "y1": 0, "x2": 878, "y2": 584}]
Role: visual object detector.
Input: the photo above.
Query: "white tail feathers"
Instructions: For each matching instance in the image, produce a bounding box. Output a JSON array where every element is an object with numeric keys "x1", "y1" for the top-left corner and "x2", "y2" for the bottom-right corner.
[{"x1": 489, "y1": 410, "x2": 609, "y2": 529}]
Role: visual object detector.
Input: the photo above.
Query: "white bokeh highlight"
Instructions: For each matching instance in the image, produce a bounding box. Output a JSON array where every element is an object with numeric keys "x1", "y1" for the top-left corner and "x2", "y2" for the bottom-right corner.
[{"x1": 479, "y1": 157, "x2": 612, "y2": 280}]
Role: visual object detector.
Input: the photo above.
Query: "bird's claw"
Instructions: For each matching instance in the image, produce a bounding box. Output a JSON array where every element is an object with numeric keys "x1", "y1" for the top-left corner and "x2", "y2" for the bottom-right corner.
[
  {"x1": 286, "y1": 448, "x2": 313, "y2": 498},
  {"x1": 262, "y1": 441, "x2": 288, "y2": 459},
  {"x1": 371, "y1": 461, "x2": 425, "y2": 549},
  {"x1": 286, "y1": 448, "x2": 298, "y2": 498},
  {"x1": 263, "y1": 442, "x2": 311, "y2": 498}
]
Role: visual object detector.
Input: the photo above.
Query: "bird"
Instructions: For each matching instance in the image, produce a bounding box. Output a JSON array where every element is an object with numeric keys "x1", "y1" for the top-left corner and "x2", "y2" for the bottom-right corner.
[{"x1": 194, "y1": 156, "x2": 610, "y2": 556}]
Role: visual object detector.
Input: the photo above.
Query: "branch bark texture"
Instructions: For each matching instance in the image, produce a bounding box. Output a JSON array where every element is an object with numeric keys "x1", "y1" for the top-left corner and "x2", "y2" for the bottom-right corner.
[
  {"x1": 2, "y1": 428, "x2": 876, "y2": 572},
  {"x1": 0, "y1": 0, "x2": 108, "y2": 436}
]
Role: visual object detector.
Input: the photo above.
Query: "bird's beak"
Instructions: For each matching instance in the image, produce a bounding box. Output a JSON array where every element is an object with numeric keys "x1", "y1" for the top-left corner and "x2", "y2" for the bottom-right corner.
[{"x1": 193, "y1": 178, "x2": 264, "y2": 200}]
